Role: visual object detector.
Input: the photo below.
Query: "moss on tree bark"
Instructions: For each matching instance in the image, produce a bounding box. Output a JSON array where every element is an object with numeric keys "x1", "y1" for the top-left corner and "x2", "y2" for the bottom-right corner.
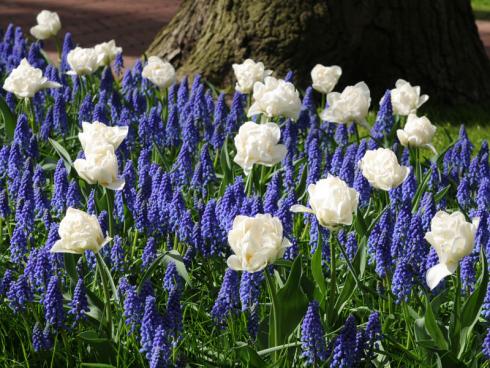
[{"x1": 147, "y1": 0, "x2": 490, "y2": 104}]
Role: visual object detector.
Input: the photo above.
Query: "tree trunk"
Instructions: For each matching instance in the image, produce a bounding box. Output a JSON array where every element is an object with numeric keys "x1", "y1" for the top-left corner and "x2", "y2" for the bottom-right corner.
[{"x1": 147, "y1": 0, "x2": 490, "y2": 104}]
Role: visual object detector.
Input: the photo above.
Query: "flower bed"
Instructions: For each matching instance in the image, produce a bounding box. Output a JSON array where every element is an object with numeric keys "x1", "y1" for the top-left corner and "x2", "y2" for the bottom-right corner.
[{"x1": 0, "y1": 13, "x2": 489, "y2": 368}]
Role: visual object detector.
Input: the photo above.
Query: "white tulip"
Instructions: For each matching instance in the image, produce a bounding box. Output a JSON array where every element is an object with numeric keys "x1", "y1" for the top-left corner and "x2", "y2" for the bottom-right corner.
[
  {"x1": 233, "y1": 121, "x2": 287, "y2": 175},
  {"x1": 396, "y1": 114, "x2": 437, "y2": 153},
  {"x1": 390, "y1": 79, "x2": 429, "y2": 116},
  {"x1": 94, "y1": 40, "x2": 122, "y2": 67},
  {"x1": 142, "y1": 56, "x2": 176, "y2": 89},
  {"x1": 3, "y1": 58, "x2": 61, "y2": 99},
  {"x1": 227, "y1": 214, "x2": 291, "y2": 273},
  {"x1": 359, "y1": 148, "x2": 410, "y2": 191},
  {"x1": 78, "y1": 121, "x2": 128, "y2": 155},
  {"x1": 232, "y1": 59, "x2": 272, "y2": 93},
  {"x1": 290, "y1": 175, "x2": 359, "y2": 229},
  {"x1": 50, "y1": 208, "x2": 111, "y2": 254},
  {"x1": 66, "y1": 47, "x2": 99, "y2": 76},
  {"x1": 74, "y1": 145, "x2": 125, "y2": 190},
  {"x1": 320, "y1": 82, "x2": 371, "y2": 128},
  {"x1": 425, "y1": 211, "x2": 479, "y2": 290},
  {"x1": 30, "y1": 10, "x2": 61, "y2": 40},
  {"x1": 311, "y1": 64, "x2": 342, "y2": 94},
  {"x1": 248, "y1": 76, "x2": 302, "y2": 121}
]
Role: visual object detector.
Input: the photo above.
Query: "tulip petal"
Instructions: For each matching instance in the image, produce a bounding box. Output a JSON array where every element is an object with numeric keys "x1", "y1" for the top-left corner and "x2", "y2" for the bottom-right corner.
[
  {"x1": 290, "y1": 204, "x2": 314, "y2": 214},
  {"x1": 50, "y1": 239, "x2": 82, "y2": 254},
  {"x1": 426, "y1": 263, "x2": 455, "y2": 290},
  {"x1": 44, "y1": 81, "x2": 62, "y2": 89},
  {"x1": 104, "y1": 177, "x2": 125, "y2": 191},
  {"x1": 282, "y1": 237, "x2": 292, "y2": 248},
  {"x1": 226, "y1": 255, "x2": 243, "y2": 271},
  {"x1": 472, "y1": 217, "x2": 480, "y2": 230},
  {"x1": 319, "y1": 109, "x2": 335, "y2": 123},
  {"x1": 396, "y1": 130, "x2": 408, "y2": 146},
  {"x1": 418, "y1": 94, "x2": 429, "y2": 107},
  {"x1": 73, "y1": 158, "x2": 96, "y2": 185},
  {"x1": 96, "y1": 236, "x2": 113, "y2": 252},
  {"x1": 247, "y1": 103, "x2": 261, "y2": 118},
  {"x1": 30, "y1": 25, "x2": 50, "y2": 40},
  {"x1": 424, "y1": 144, "x2": 437, "y2": 155}
]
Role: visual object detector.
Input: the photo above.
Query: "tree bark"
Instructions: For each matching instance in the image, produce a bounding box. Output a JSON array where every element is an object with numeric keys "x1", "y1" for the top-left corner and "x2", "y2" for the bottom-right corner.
[{"x1": 147, "y1": 0, "x2": 490, "y2": 104}]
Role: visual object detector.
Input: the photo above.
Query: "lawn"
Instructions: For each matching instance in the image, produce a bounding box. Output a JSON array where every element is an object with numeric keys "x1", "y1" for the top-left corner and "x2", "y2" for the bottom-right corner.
[
  {"x1": 472, "y1": 0, "x2": 490, "y2": 19},
  {"x1": 426, "y1": 106, "x2": 490, "y2": 151}
]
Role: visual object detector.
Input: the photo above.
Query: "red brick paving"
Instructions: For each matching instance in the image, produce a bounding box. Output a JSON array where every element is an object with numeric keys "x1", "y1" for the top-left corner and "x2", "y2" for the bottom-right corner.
[
  {"x1": 477, "y1": 20, "x2": 490, "y2": 58},
  {"x1": 0, "y1": 1, "x2": 489, "y2": 70},
  {"x1": 0, "y1": 0, "x2": 181, "y2": 68}
]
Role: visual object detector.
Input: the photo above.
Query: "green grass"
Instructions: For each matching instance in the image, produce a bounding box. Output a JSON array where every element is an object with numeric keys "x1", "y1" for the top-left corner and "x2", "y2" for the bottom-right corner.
[
  {"x1": 473, "y1": 0, "x2": 490, "y2": 11},
  {"x1": 472, "y1": 0, "x2": 490, "y2": 19},
  {"x1": 432, "y1": 121, "x2": 490, "y2": 153},
  {"x1": 425, "y1": 105, "x2": 490, "y2": 151},
  {"x1": 363, "y1": 105, "x2": 490, "y2": 153}
]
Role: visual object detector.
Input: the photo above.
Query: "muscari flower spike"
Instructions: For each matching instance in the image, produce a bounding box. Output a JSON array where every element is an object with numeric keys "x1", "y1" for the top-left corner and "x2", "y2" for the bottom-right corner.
[
  {"x1": 68, "y1": 277, "x2": 90, "y2": 326},
  {"x1": 211, "y1": 268, "x2": 240, "y2": 325},
  {"x1": 301, "y1": 301, "x2": 327, "y2": 365}
]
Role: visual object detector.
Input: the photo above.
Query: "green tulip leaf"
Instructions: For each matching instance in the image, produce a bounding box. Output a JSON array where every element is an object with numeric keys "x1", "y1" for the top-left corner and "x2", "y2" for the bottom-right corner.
[
  {"x1": 49, "y1": 137, "x2": 73, "y2": 173},
  {"x1": 311, "y1": 238, "x2": 327, "y2": 296},
  {"x1": 424, "y1": 293, "x2": 449, "y2": 351},
  {"x1": 235, "y1": 342, "x2": 267, "y2": 368},
  {"x1": 78, "y1": 330, "x2": 110, "y2": 344},
  {"x1": 457, "y1": 249, "x2": 488, "y2": 357},
  {"x1": 274, "y1": 256, "x2": 308, "y2": 346},
  {"x1": 0, "y1": 95, "x2": 16, "y2": 141}
]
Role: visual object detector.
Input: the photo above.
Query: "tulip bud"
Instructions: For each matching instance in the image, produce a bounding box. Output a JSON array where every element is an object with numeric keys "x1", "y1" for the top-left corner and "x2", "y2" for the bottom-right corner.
[
  {"x1": 30, "y1": 10, "x2": 61, "y2": 40},
  {"x1": 3, "y1": 59, "x2": 61, "y2": 98},
  {"x1": 291, "y1": 175, "x2": 359, "y2": 229},
  {"x1": 359, "y1": 148, "x2": 410, "y2": 191},
  {"x1": 247, "y1": 77, "x2": 302, "y2": 121},
  {"x1": 142, "y1": 56, "x2": 176, "y2": 89},
  {"x1": 233, "y1": 121, "x2": 287, "y2": 175},
  {"x1": 311, "y1": 64, "x2": 342, "y2": 94},
  {"x1": 227, "y1": 214, "x2": 291, "y2": 272},
  {"x1": 232, "y1": 59, "x2": 272, "y2": 94},
  {"x1": 50, "y1": 208, "x2": 111, "y2": 254},
  {"x1": 425, "y1": 211, "x2": 479, "y2": 290}
]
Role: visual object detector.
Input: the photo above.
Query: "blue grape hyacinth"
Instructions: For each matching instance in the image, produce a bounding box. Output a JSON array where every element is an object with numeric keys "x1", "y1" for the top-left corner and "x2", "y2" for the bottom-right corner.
[{"x1": 301, "y1": 301, "x2": 327, "y2": 365}]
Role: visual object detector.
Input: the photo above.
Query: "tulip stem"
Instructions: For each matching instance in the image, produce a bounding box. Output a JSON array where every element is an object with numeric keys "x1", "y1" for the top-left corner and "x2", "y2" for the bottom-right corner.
[
  {"x1": 330, "y1": 231, "x2": 337, "y2": 309},
  {"x1": 415, "y1": 148, "x2": 421, "y2": 183},
  {"x1": 337, "y1": 239, "x2": 359, "y2": 284},
  {"x1": 54, "y1": 36, "x2": 61, "y2": 58},
  {"x1": 264, "y1": 270, "x2": 279, "y2": 362},
  {"x1": 353, "y1": 123, "x2": 360, "y2": 145},
  {"x1": 449, "y1": 266, "x2": 461, "y2": 345},
  {"x1": 337, "y1": 235, "x2": 388, "y2": 301},
  {"x1": 162, "y1": 88, "x2": 168, "y2": 118},
  {"x1": 245, "y1": 166, "x2": 254, "y2": 196},
  {"x1": 96, "y1": 252, "x2": 113, "y2": 339},
  {"x1": 105, "y1": 188, "x2": 114, "y2": 237},
  {"x1": 79, "y1": 76, "x2": 86, "y2": 106},
  {"x1": 24, "y1": 99, "x2": 36, "y2": 133},
  {"x1": 259, "y1": 165, "x2": 266, "y2": 194}
]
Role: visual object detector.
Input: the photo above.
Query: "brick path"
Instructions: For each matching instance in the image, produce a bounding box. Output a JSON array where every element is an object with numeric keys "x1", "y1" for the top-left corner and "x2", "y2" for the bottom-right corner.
[
  {"x1": 0, "y1": 1, "x2": 489, "y2": 69},
  {"x1": 0, "y1": 0, "x2": 181, "y2": 68},
  {"x1": 477, "y1": 20, "x2": 490, "y2": 58}
]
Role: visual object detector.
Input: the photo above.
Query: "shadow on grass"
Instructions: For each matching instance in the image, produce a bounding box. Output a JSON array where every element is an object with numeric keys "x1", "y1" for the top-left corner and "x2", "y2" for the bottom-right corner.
[
  {"x1": 423, "y1": 104, "x2": 490, "y2": 126},
  {"x1": 474, "y1": 10, "x2": 490, "y2": 20}
]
